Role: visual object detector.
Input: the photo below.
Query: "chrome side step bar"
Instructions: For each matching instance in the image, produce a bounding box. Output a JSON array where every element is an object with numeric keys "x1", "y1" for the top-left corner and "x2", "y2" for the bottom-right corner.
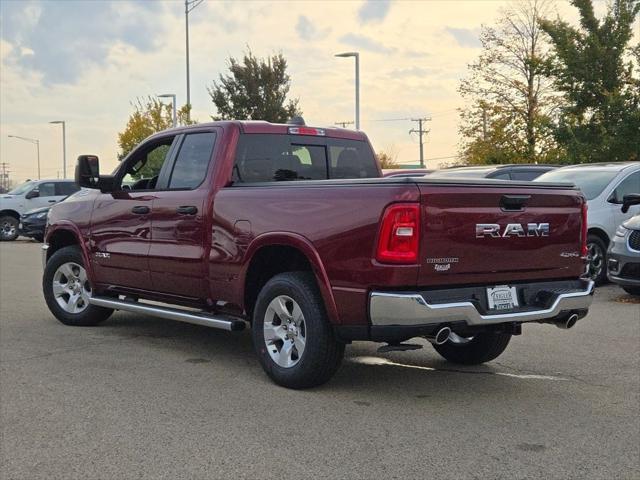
[{"x1": 89, "y1": 297, "x2": 246, "y2": 331}]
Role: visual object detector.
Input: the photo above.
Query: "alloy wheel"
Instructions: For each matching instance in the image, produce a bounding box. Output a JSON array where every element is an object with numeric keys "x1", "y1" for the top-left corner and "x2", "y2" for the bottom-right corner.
[
  {"x1": 586, "y1": 242, "x2": 604, "y2": 281},
  {"x1": 1, "y1": 220, "x2": 16, "y2": 240},
  {"x1": 263, "y1": 295, "x2": 307, "y2": 368},
  {"x1": 52, "y1": 262, "x2": 91, "y2": 314}
]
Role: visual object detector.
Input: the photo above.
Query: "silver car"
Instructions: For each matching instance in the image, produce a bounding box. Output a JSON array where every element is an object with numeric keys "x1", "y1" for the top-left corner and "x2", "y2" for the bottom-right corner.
[{"x1": 607, "y1": 194, "x2": 640, "y2": 296}]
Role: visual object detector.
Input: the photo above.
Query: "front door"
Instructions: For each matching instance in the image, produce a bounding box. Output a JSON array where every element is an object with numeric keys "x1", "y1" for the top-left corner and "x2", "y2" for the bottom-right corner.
[
  {"x1": 90, "y1": 135, "x2": 178, "y2": 291},
  {"x1": 148, "y1": 130, "x2": 217, "y2": 300},
  {"x1": 610, "y1": 171, "x2": 640, "y2": 229}
]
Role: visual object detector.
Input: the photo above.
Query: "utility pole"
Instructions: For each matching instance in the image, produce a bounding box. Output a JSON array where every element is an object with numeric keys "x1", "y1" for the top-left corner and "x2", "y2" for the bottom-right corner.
[
  {"x1": 409, "y1": 117, "x2": 431, "y2": 168},
  {"x1": 335, "y1": 121, "x2": 354, "y2": 128},
  {"x1": 0, "y1": 163, "x2": 10, "y2": 192},
  {"x1": 185, "y1": 0, "x2": 204, "y2": 121}
]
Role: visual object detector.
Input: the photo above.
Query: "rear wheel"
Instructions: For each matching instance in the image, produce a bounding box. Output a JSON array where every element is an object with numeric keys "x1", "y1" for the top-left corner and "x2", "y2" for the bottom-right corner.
[
  {"x1": 43, "y1": 246, "x2": 113, "y2": 326},
  {"x1": 432, "y1": 331, "x2": 511, "y2": 365},
  {"x1": 0, "y1": 216, "x2": 18, "y2": 241},
  {"x1": 622, "y1": 286, "x2": 640, "y2": 296},
  {"x1": 252, "y1": 272, "x2": 344, "y2": 389},
  {"x1": 586, "y1": 234, "x2": 607, "y2": 285}
]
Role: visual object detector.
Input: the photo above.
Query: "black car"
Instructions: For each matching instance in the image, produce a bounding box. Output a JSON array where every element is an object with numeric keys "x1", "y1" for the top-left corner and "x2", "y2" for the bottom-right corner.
[
  {"x1": 431, "y1": 164, "x2": 559, "y2": 181},
  {"x1": 19, "y1": 205, "x2": 50, "y2": 242}
]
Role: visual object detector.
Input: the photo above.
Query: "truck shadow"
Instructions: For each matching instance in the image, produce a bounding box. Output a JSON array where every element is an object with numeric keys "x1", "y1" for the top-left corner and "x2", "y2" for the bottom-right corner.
[{"x1": 99, "y1": 312, "x2": 561, "y2": 399}]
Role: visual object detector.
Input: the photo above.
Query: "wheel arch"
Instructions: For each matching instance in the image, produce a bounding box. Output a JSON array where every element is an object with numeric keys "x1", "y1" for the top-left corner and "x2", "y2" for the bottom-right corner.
[
  {"x1": 0, "y1": 209, "x2": 20, "y2": 220},
  {"x1": 241, "y1": 233, "x2": 339, "y2": 324},
  {"x1": 46, "y1": 225, "x2": 95, "y2": 284},
  {"x1": 587, "y1": 227, "x2": 610, "y2": 247}
]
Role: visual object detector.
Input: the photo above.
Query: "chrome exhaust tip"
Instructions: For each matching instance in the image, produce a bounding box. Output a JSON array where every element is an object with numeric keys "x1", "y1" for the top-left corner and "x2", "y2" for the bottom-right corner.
[
  {"x1": 556, "y1": 313, "x2": 579, "y2": 330},
  {"x1": 425, "y1": 326, "x2": 452, "y2": 345}
]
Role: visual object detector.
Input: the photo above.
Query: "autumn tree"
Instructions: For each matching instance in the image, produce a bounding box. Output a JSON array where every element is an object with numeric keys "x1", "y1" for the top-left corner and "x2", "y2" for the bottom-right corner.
[
  {"x1": 540, "y1": 0, "x2": 640, "y2": 162},
  {"x1": 208, "y1": 50, "x2": 301, "y2": 122},
  {"x1": 376, "y1": 147, "x2": 400, "y2": 169},
  {"x1": 459, "y1": 0, "x2": 562, "y2": 165},
  {"x1": 117, "y1": 97, "x2": 194, "y2": 160}
]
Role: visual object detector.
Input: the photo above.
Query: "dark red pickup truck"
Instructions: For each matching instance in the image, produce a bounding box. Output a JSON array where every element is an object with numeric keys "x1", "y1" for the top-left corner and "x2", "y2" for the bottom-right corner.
[{"x1": 42, "y1": 120, "x2": 594, "y2": 388}]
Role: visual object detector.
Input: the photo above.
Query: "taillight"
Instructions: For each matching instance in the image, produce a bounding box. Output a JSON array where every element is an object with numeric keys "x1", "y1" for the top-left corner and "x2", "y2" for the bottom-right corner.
[
  {"x1": 581, "y1": 201, "x2": 588, "y2": 257},
  {"x1": 288, "y1": 126, "x2": 326, "y2": 136},
  {"x1": 376, "y1": 203, "x2": 420, "y2": 264}
]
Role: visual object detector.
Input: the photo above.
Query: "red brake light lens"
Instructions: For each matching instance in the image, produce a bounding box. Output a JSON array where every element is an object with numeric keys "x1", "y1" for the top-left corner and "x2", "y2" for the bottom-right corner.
[
  {"x1": 288, "y1": 126, "x2": 326, "y2": 136},
  {"x1": 376, "y1": 203, "x2": 420, "y2": 264},
  {"x1": 581, "y1": 201, "x2": 588, "y2": 257}
]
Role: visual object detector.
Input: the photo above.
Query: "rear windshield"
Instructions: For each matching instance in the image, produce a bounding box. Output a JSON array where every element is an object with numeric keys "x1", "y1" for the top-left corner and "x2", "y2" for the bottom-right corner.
[
  {"x1": 535, "y1": 169, "x2": 619, "y2": 200},
  {"x1": 231, "y1": 134, "x2": 379, "y2": 183}
]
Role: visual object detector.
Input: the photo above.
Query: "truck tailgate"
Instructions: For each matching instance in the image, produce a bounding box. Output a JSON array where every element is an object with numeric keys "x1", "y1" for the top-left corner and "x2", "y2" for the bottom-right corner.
[{"x1": 417, "y1": 183, "x2": 585, "y2": 286}]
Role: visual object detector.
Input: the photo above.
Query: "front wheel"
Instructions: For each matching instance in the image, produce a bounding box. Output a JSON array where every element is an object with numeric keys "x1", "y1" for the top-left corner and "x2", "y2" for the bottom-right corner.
[
  {"x1": 432, "y1": 331, "x2": 511, "y2": 365},
  {"x1": 252, "y1": 272, "x2": 345, "y2": 389},
  {"x1": 0, "y1": 216, "x2": 19, "y2": 241},
  {"x1": 43, "y1": 245, "x2": 113, "y2": 326},
  {"x1": 586, "y1": 234, "x2": 607, "y2": 285}
]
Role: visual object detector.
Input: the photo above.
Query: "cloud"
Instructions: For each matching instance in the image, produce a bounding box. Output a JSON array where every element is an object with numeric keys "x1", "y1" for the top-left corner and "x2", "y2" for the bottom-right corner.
[
  {"x1": 0, "y1": 0, "x2": 166, "y2": 84},
  {"x1": 339, "y1": 33, "x2": 396, "y2": 54},
  {"x1": 295, "y1": 15, "x2": 330, "y2": 41},
  {"x1": 444, "y1": 27, "x2": 481, "y2": 48},
  {"x1": 403, "y1": 49, "x2": 430, "y2": 59},
  {"x1": 358, "y1": 0, "x2": 392, "y2": 24},
  {"x1": 389, "y1": 66, "x2": 442, "y2": 78}
]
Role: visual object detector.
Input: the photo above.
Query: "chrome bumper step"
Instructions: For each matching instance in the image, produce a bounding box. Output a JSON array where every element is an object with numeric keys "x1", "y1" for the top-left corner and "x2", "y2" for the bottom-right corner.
[{"x1": 89, "y1": 297, "x2": 246, "y2": 331}]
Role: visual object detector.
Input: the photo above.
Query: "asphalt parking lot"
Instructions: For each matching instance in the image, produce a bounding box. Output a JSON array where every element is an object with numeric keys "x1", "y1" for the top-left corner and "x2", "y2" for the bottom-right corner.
[{"x1": 1, "y1": 240, "x2": 639, "y2": 480}]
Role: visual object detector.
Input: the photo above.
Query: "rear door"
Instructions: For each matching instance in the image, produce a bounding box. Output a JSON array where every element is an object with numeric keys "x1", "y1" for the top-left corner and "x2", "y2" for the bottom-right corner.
[
  {"x1": 416, "y1": 182, "x2": 585, "y2": 286},
  {"x1": 148, "y1": 130, "x2": 218, "y2": 299}
]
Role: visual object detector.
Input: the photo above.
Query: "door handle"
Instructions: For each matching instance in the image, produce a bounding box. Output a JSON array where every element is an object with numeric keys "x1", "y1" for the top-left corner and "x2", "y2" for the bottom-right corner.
[
  {"x1": 131, "y1": 206, "x2": 150, "y2": 214},
  {"x1": 176, "y1": 206, "x2": 198, "y2": 215},
  {"x1": 48, "y1": 200, "x2": 57, "y2": 203}
]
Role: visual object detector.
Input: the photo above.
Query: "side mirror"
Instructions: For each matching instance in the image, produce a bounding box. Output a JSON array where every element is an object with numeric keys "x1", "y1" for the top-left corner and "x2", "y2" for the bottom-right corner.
[
  {"x1": 621, "y1": 194, "x2": 640, "y2": 213},
  {"x1": 25, "y1": 189, "x2": 39, "y2": 199},
  {"x1": 75, "y1": 155, "x2": 100, "y2": 188}
]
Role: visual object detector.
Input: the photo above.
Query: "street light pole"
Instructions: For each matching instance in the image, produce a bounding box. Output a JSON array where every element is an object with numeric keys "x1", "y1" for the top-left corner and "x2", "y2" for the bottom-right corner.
[
  {"x1": 335, "y1": 51, "x2": 360, "y2": 130},
  {"x1": 158, "y1": 94, "x2": 177, "y2": 127},
  {"x1": 49, "y1": 120, "x2": 66, "y2": 178},
  {"x1": 7, "y1": 135, "x2": 40, "y2": 179},
  {"x1": 185, "y1": 0, "x2": 204, "y2": 121}
]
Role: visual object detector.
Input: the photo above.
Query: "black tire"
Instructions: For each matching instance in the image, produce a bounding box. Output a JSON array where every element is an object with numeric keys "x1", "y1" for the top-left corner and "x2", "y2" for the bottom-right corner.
[
  {"x1": 43, "y1": 245, "x2": 113, "y2": 326},
  {"x1": 252, "y1": 272, "x2": 345, "y2": 389},
  {"x1": 622, "y1": 286, "x2": 640, "y2": 296},
  {"x1": 586, "y1": 234, "x2": 608, "y2": 285},
  {"x1": 432, "y1": 332, "x2": 512, "y2": 365},
  {"x1": 0, "y1": 215, "x2": 19, "y2": 241},
  {"x1": 33, "y1": 234, "x2": 44, "y2": 243}
]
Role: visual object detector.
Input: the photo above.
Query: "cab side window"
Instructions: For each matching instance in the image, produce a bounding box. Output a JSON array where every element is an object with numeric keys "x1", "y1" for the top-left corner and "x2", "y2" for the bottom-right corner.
[
  {"x1": 38, "y1": 182, "x2": 56, "y2": 197},
  {"x1": 611, "y1": 172, "x2": 640, "y2": 203},
  {"x1": 56, "y1": 182, "x2": 80, "y2": 196},
  {"x1": 167, "y1": 132, "x2": 216, "y2": 189},
  {"x1": 120, "y1": 137, "x2": 175, "y2": 191}
]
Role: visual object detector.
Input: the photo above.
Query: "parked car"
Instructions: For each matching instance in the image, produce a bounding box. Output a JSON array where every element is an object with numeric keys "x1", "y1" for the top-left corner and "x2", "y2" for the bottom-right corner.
[
  {"x1": 535, "y1": 162, "x2": 640, "y2": 284},
  {"x1": 431, "y1": 164, "x2": 558, "y2": 181},
  {"x1": 0, "y1": 179, "x2": 79, "y2": 241},
  {"x1": 382, "y1": 168, "x2": 433, "y2": 178},
  {"x1": 19, "y1": 206, "x2": 50, "y2": 242},
  {"x1": 43, "y1": 120, "x2": 593, "y2": 389},
  {"x1": 607, "y1": 194, "x2": 640, "y2": 296}
]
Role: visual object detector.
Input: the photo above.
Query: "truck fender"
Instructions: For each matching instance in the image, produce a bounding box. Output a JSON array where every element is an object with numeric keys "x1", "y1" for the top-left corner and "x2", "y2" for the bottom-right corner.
[
  {"x1": 45, "y1": 223, "x2": 95, "y2": 287},
  {"x1": 241, "y1": 232, "x2": 340, "y2": 324}
]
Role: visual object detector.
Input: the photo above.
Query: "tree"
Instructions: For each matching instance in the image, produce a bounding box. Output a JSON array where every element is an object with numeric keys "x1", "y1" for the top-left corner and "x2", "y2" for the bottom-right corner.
[
  {"x1": 117, "y1": 97, "x2": 194, "y2": 160},
  {"x1": 540, "y1": 0, "x2": 640, "y2": 162},
  {"x1": 376, "y1": 147, "x2": 399, "y2": 169},
  {"x1": 459, "y1": 0, "x2": 562, "y2": 165},
  {"x1": 208, "y1": 50, "x2": 302, "y2": 123}
]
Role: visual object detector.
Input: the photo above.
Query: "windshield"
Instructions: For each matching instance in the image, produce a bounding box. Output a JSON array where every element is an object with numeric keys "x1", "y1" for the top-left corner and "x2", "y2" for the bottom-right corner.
[
  {"x1": 7, "y1": 181, "x2": 36, "y2": 195},
  {"x1": 535, "y1": 169, "x2": 619, "y2": 200}
]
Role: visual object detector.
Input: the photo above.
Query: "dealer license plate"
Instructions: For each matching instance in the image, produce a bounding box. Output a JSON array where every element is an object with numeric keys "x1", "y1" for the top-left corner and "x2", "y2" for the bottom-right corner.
[{"x1": 486, "y1": 285, "x2": 519, "y2": 311}]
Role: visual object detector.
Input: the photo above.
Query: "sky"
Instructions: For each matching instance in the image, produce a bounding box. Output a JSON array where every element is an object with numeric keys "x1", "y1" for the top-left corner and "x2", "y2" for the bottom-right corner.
[{"x1": 0, "y1": 0, "x2": 635, "y2": 183}]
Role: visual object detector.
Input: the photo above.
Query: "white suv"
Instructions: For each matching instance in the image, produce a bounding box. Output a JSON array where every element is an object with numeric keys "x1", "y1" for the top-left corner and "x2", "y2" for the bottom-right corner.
[
  {"x1": 0, "y1": 179, "x2": 79, "y2": 241},
  {"x1": 536, "y1": 162, "x2": 640, "y2": 284}
]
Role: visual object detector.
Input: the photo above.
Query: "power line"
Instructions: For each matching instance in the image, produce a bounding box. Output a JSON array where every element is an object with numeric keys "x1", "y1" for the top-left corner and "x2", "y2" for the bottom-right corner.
[{"x1": 335, "y1": 121, "x2": 354, "y2": 128}]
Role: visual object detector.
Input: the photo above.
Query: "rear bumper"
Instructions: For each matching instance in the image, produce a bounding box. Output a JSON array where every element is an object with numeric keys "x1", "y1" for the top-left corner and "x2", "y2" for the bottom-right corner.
[{"x1": 369, "y1": 279, "x2": 594, "y2": 328}]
